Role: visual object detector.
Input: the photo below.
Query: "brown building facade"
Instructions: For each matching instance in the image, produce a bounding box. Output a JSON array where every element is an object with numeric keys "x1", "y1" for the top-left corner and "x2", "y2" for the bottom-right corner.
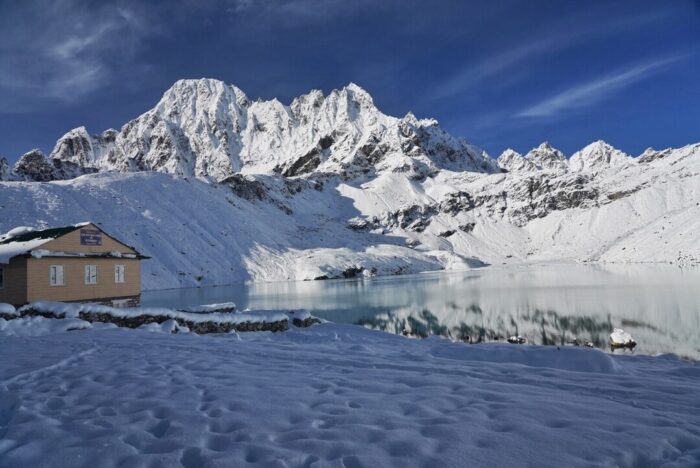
[{"x1": 0, "y1": 223, "x2": 147, "y2": 307}]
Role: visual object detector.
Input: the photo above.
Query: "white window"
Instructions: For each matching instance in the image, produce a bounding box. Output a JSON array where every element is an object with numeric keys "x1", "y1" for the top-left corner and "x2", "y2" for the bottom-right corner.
[
  {"x1": 84, "y1": 265, "x2": 98, "y2": 285},
  {"x1": 0, "y1": 267, "x2": 4, "y2": 289},
  {"x1": 115, "y1": 265, "x2": 126, "y2": 284},
  {"x1": 49, "y1": 265, "x2": 64, "y2": 286}
]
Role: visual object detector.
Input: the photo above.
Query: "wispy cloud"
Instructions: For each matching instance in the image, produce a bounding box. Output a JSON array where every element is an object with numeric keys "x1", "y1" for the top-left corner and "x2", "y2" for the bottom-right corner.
[
  {"x1": 515, "y1": 54, "x2": 688, "y2": 118},
  {"x1": 430, "y1": 8, "x2": 674, "y2": 101},
  {"x1": 223, "y1": 0, "x2": 388, "y2": 23},
  {"x1": 0, "y1": 0, "x2": 156, "y2": 112}
]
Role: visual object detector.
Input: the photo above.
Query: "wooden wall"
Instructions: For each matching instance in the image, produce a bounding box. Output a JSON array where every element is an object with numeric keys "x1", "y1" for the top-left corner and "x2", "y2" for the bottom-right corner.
[
  {"x1": 26, "y1": 257, "x2": 141, "y2": 303},
  {"x1": 0, "y1": 257, "x2": 28, "y2": 306}
]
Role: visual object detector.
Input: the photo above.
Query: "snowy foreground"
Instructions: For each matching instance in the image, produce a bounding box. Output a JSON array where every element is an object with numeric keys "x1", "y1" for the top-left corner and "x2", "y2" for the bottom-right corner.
[{"x1": 1, "y1": 319, "x2": 699, "y2": 467}]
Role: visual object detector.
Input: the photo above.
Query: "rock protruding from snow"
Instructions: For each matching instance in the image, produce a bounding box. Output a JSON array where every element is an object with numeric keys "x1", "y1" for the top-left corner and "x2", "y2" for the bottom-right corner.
[
  {"x1": 524, "y1": 142, "x2": 568, "y2": 172},
  {"x1": 569, "y1": 140, "x2": 631, "y2": 172},
  {"x1": 610, "y1": 328, "x2": 636, "y2": 348},
  {"x1": 0, "y1": 157, "x2": 9, "y2": 181},
  {"x1": 637, "y1": 147, "x2": 675, "y2": 164},
  {"x1": 13, "y1": 149, "x2": 56, "y2": 182}
]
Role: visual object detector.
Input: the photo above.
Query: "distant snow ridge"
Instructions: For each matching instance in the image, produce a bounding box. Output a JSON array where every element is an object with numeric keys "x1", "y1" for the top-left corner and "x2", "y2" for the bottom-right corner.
[{"x1": 569, "y1": 140, "x2": 631, "y2": 172}]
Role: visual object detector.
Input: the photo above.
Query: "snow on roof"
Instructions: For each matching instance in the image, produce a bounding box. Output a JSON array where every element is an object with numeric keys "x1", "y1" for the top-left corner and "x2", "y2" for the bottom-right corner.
[
  {"x1": 0, "y1": 222, "x2": 91, "y2": 264},
  {"x1": 1, "y1": 226, "x2": 35, "y2": 239},
  {"x1": 0, "y1": 238, "x2": 54, "y2": 265}
]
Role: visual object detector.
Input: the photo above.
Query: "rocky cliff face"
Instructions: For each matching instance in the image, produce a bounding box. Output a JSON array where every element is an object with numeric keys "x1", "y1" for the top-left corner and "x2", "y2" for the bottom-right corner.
[{"x1": 0, "y1": 157, "x2": 9, "y2": 181}]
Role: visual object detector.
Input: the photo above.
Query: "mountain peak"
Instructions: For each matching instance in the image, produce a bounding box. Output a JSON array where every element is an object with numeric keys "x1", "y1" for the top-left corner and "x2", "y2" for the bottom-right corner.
[
  {"x1": 161, "y1": 78, "x2": 249, "y2": 108},
  {"x1": 524, "y1": 142, "x2": 567, "y2": 172},
  {"x1": 337, "y1": 82, "x2": 375, "y2": 108},
  {"x1": 569, "y1": 140, "x2": 630, "y2": 172},
  {"x1": 500, "y1": 148, "x2": 522, "y2": 158},
  {"x1": 580, "y1": 139, "x2": 613, "y2": 153},
  {"x1": 344, "y1": 82, "x2": 370, "y2": 95},
  {"x1": 400, "y1": 112, "x2": 439, "y2": 129},
  {"x1": 498, "y1": 148, "x2": 539, "y2": 173},
  {"x1": 170, "y1": 77, "x2": 228, "y2": 90}
]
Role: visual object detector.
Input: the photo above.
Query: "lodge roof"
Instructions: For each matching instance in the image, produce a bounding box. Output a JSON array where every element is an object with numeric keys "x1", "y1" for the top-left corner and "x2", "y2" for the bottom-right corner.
[
  {"x1": 0, "y1": 222, "x2": 148, "y2": 264},
  {"x1": 0, "y1": 224, "x2": 85, "y2": 245}
]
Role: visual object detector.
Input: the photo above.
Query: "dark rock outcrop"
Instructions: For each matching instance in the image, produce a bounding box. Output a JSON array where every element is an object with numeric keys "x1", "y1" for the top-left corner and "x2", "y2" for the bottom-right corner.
[
  {"x1": 16, "y1": 305, "x2": 321, "y2": 334},
  {"x1": 13, "y1": 150, "x2": 56, "y2": 182},
  {"x1": 0, "y1": 157, "x2": 9, "y2": 181}
]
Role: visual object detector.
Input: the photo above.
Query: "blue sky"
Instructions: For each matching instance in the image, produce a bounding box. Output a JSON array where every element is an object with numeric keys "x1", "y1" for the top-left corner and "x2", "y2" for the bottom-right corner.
[{"x1": 1, "y1": 0, "x2": 699, "y2": 163}]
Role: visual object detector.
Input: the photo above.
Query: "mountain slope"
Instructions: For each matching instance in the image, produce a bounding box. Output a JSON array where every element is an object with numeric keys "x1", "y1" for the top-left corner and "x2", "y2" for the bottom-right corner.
[{"x1": 2, "y1": 140, "x2": 698, "y2": 290}]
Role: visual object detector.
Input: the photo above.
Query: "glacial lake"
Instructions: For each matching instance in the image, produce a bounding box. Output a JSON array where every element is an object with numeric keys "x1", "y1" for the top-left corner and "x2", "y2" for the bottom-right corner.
[{"x1": 141, "y1": 264, "x2": 700, "y2": 359}]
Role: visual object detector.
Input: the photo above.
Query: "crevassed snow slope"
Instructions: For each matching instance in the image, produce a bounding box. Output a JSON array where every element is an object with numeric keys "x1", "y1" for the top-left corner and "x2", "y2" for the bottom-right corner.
[{"x1": 1, "y1": 321, "x2": 699, "y2": 467}]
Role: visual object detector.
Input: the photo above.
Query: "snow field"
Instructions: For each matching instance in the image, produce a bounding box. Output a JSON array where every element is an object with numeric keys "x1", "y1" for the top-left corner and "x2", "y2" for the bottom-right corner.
[{"x1": 1, "y1": 322, "x2": 699, "y2": 467}]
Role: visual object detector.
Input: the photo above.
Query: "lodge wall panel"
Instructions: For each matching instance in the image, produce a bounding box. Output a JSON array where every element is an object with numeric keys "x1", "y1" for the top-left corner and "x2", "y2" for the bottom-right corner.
[
  {"x1": 0, "y1": 257, "x2": 28, "y2": 306},
  {"x1": 26, "y1": 257, "x2": 141, "y2": 303}
]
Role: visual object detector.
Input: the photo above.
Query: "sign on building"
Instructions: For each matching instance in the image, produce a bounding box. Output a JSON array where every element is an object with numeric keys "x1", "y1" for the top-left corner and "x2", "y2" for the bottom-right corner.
[{"x1": 80, "y1": 229, "x2": 102, "y2": 246}]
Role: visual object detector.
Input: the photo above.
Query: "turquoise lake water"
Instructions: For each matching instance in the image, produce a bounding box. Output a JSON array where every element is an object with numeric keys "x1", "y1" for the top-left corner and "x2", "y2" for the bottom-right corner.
[{"x1": 142, "y1": 263, "x2": 700, "y2": 359}]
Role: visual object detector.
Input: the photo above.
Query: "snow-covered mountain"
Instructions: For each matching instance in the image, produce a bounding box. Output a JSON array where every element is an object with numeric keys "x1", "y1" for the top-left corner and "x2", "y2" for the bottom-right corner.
[
  {"x1": 7, "y1": 79, "x2": 495, "y2": 183},
  {"x1": 2, "y1": 78, "x2": 699, "y2": 289}
]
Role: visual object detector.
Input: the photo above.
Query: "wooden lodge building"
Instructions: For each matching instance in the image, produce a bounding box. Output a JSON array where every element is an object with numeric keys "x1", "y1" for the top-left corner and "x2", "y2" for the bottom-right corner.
[{"x1": 0, "y1": 223, "x2": 148, "y2": 307}]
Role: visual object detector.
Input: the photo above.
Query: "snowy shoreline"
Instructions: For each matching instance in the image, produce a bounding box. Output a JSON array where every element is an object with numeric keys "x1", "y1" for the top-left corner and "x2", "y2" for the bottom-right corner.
[{"x1": 1, "y1": 301, "x2": 320, "y2": 334}]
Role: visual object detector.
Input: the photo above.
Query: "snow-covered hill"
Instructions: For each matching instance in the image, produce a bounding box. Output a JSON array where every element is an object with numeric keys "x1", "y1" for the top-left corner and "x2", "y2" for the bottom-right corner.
[{"x1": 1, "y1": 79, "x2": 699, "y2": 289}]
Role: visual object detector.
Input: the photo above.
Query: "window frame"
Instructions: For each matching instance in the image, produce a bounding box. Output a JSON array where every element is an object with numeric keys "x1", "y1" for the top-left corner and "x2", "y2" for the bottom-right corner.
[
  {"x1": 49, "y1": 265, "x2": 65, "y2": 287},
  {"x1": 115, "y1": 264, "x2": 126, "y2": 284},
  {"x1": 84, "y1": 265, "x2": 98, "y2": 285}
]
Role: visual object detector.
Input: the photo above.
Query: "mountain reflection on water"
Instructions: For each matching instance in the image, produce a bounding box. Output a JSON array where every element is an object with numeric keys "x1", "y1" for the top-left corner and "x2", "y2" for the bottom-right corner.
[
  {"x1": 141, "y1": 263, "x2": 700, "y2": 359},
  {"x1": 357, "y1": 306, "x2": 614, "y2": 349}
]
